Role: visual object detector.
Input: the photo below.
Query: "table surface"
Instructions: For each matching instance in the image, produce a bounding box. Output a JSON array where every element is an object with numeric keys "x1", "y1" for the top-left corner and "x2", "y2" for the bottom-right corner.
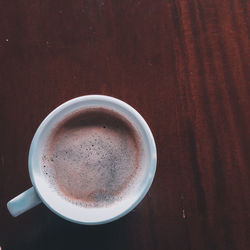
[{"x1": 0, "y1": 0, "x2": 249, "y2": 249}]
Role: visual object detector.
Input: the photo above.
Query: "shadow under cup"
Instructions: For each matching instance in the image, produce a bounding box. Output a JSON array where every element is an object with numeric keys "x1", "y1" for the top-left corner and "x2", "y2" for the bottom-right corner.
[{"x1": 29, "y1": 95, "x2": 157, "y2": 225}]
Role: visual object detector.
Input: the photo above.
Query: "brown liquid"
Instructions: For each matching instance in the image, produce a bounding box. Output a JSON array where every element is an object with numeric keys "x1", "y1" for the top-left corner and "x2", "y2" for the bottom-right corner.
[{"x1": 41, "y1": 107, "x2": 143, "y2": 207}]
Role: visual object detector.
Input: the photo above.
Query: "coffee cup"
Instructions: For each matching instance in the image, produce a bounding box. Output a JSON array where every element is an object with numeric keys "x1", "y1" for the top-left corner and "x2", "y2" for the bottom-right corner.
[{"x1": 7, "y1": 95, "x2": 157, "y2": 225}]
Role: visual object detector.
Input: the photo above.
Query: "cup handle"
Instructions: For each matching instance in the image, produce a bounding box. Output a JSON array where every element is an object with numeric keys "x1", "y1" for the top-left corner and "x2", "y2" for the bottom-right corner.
[{"x1": 7, "y1": 187, "x2": 42, "y2": 217}]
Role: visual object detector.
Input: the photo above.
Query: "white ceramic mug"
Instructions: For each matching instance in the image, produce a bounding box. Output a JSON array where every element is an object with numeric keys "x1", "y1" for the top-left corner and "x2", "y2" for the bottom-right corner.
[{"x1": 7, "y1": 95, "x2": 157, "y2": 225}]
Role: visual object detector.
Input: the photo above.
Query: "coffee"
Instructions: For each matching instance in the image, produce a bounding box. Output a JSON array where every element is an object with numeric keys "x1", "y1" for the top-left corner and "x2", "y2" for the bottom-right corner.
[{"x1": 41, "y1": 107, "x2": 144, "y2": 207}]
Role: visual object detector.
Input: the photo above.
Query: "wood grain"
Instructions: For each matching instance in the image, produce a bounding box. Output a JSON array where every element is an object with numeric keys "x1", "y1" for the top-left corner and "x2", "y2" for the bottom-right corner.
[{"x1": 0, "y1": 0, "x2": 249, "y2": 249}]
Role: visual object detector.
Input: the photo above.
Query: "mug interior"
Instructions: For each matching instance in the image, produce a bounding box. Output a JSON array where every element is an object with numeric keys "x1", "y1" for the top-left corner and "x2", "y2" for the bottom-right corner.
[{"x1": 29, "y1": 95, "x2": 156, "y2": 225}]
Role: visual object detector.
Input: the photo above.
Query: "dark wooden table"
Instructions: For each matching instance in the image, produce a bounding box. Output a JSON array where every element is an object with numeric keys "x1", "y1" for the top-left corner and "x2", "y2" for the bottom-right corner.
[{"x1": 0, "y1": 0, "x2": 249, "y2": 249}]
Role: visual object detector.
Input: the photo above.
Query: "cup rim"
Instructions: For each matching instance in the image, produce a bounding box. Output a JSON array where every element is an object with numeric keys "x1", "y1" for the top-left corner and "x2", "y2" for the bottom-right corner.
[{"x1": 28, "y1": 95, "x2": 157, "y2": 225}]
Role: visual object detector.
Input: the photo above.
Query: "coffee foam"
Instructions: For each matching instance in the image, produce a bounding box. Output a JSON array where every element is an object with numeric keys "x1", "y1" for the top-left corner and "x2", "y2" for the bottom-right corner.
[{"x1": 41, "y1": 107, "x2": 145, "y2": 207}]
